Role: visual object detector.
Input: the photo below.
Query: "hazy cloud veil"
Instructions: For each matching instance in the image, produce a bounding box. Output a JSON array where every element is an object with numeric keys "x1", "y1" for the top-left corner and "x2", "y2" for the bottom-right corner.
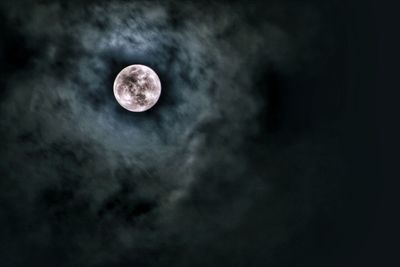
[{"x1": 0, "y1": 1, "x2": 347, "y2": 266}]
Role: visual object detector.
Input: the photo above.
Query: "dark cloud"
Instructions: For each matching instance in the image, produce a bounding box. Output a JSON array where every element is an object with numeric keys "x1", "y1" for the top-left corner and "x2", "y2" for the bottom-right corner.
[{"x1": 0, "y1": 1, "x2": 364, "y2": 267}]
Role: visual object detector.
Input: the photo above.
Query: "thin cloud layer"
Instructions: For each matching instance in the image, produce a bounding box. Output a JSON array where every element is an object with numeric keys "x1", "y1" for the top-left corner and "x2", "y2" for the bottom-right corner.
[{"x1": 0, "y1": 1, "x2": 346, "y2": 267}]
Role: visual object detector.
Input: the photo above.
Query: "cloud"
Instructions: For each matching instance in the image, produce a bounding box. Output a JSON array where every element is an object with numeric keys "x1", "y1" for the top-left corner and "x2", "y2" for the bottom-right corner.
[{"x1": 0, "y1": 1, "x2": 338, "y2": 266}]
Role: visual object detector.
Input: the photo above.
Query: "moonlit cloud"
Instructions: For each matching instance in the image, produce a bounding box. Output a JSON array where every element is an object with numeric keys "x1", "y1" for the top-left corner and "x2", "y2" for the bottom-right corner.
[{"x1": 0, "y1": 1, "x2": 347, "y2": 266}]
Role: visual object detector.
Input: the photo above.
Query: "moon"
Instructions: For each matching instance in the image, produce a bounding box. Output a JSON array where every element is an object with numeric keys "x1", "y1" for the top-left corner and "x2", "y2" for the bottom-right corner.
[{"x1": 113, "y1": 64, "x2": 161, "y2": 112}]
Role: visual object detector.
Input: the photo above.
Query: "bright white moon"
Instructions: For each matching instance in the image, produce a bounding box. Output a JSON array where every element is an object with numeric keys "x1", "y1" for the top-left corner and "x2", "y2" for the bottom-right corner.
[{"x1": 113, "y1": 64, "x2": 161, "y2": 112}]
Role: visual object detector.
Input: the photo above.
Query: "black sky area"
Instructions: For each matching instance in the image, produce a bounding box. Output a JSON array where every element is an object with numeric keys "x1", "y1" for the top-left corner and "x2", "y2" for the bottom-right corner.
[{"x1": 0, "y1": 0, "x2": 381, "y2": 267}]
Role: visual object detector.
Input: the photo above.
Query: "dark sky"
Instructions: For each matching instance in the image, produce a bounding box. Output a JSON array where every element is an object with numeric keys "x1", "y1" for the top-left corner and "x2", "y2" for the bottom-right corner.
[{"x1": 0, "y1": 0, "x2": 380, "y2": 267}]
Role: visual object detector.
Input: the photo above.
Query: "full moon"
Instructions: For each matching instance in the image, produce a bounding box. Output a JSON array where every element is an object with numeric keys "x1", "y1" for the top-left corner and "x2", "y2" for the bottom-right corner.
[{"x1": 113, "y1": 64, "x2": 161, "y2": 112}]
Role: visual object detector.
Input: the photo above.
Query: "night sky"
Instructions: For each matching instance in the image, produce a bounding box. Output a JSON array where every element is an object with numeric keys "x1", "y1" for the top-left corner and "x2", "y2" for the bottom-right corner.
[{"x1": 0, "y1": 0, "x2": 380, "y2": 267}]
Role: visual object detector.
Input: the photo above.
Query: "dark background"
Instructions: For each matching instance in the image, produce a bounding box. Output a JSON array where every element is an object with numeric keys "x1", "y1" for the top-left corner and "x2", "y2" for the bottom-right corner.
[{"x1": 0, "y1": 0, "x2": 383, "y2": 267}]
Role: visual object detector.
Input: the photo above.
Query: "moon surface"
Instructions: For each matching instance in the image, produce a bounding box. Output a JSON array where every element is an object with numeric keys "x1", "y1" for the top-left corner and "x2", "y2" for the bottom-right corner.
[{"x1": 113, "y1": 64, "x2": 161, "y2": 112}]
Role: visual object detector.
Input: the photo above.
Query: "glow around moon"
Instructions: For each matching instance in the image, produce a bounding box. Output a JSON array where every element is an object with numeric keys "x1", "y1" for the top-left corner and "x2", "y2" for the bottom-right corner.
[{"x1": 113, "y1": 64, "x2": 161, "y2": 112}]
